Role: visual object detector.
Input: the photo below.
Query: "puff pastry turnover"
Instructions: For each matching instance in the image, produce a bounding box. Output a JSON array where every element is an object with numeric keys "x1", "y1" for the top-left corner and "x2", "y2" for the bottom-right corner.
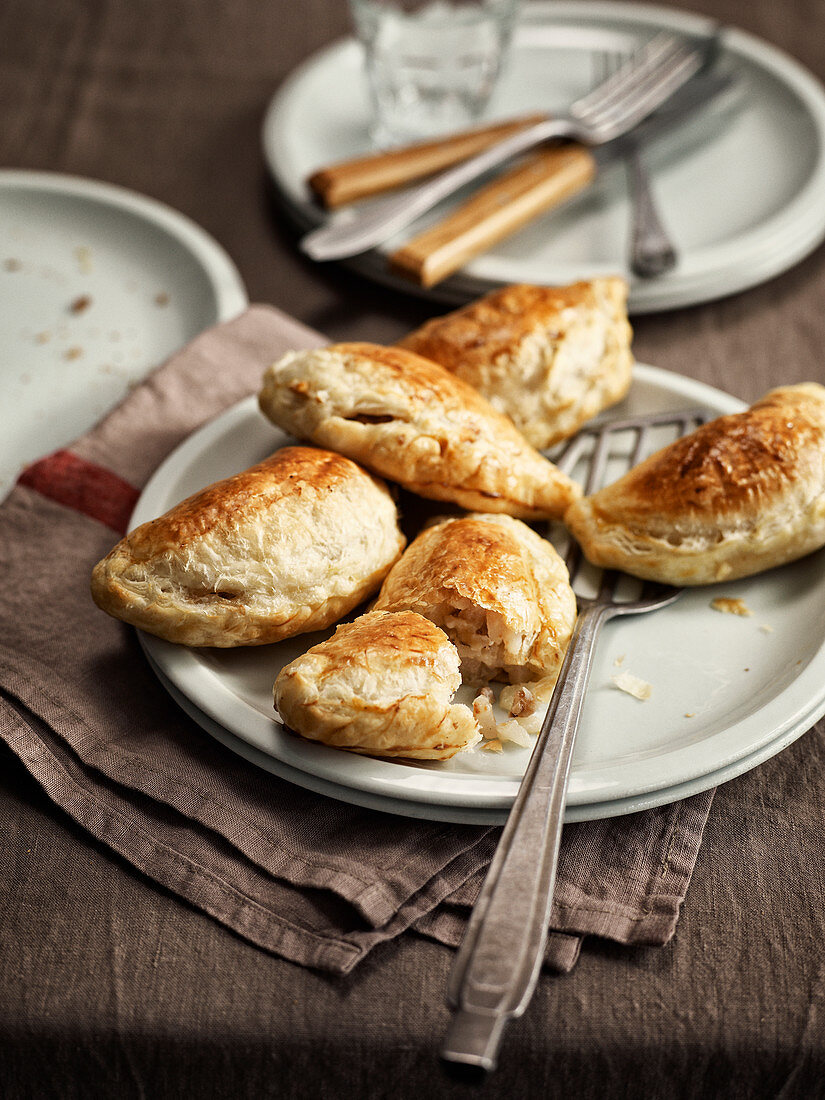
[
  {"x1": 258, "y1": 342, "x2": 580, "y2": 520},
  {"x1": 90, "y1": 446, "x2": 405, "y2": 646},
  {"x1": 563, "y1": 383, "x2": 825, "y2": 585},
  {"x1": 274, "y1": 610, "x2": 480, "y2": 760},
  {"x1": 397, "y1": 279, "x2": 634, "y2": 449},
  {"x1": 374, "y1": 513, "x2": 576, "y2": 685}
]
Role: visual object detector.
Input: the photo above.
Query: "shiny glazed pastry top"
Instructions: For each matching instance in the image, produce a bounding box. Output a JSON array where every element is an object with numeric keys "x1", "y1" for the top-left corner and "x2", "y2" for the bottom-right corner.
[
  {"x1": 374, "y1": 512, "x2": 576, "y2": 686},
  {"x1": 563, "y1": 383, "x2": 825, "y2": 585},
  {"x1": 397, "y1": 278, "x2": 633, "y2": 449},
  {"x1": 258, "y1": 341, "x2": 581, "y2": 521},
  {"x1": 90, "y1": 446, "x2": 405, "y2": 646}
]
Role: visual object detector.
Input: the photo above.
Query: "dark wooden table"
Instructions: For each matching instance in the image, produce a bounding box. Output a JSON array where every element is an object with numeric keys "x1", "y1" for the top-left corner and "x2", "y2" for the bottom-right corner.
[{"x1": 2, "y1": 2, "x2": 824, "y2": 1096}]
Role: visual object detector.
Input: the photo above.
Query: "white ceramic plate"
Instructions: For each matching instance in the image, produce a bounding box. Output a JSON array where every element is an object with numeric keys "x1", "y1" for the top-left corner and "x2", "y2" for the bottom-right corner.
[
  {"x1": 262, "y1": 1, "x2": 825, "y2": 313},
  {"x1": 144, "y1": 651, "x2": 819, "y2": 825},
  {"x1": 0, "y1": 170, "x2": 247, "y2": 499},
  {"x1": 132, "y1": 366, "x2": 825, "y2": 823}
]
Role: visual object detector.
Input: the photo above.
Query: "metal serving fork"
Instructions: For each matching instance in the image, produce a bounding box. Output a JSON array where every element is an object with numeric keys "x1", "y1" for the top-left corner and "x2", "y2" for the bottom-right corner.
[
  {"x1": 301, "y1": 33, "x2": 712, "y2": 261},
  {"x1": 441, "y1": 407, "x2": 707, "y2": 1077}
]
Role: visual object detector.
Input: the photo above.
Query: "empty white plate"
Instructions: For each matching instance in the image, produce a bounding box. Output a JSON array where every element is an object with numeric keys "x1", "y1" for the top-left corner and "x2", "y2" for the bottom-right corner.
[{"x1": 0, "y1": 170, "x2": 247, "y2": 499}]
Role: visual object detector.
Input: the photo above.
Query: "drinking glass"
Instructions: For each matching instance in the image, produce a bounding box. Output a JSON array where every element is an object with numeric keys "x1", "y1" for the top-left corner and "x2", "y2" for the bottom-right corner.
[{"x1": 348, "y1": 0, "x2": 520, "y2": 146}]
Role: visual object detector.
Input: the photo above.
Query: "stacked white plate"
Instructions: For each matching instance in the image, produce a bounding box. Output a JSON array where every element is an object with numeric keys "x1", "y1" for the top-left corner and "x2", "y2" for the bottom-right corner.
[
  {"x1": 134, "y1": 368, "x2": 825, "y2": 825},
  {"x1": 262, "y1": 0, "x2": 825, "y2": 313}
]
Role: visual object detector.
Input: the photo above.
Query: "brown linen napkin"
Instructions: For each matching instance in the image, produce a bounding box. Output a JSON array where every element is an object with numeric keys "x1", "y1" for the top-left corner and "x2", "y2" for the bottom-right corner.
[{"x1": 0, "y1": 304, "x2": 714, "y2": 974}]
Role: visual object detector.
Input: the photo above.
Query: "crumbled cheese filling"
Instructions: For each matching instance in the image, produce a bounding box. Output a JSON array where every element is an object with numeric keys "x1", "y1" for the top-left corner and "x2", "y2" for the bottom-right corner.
[
  {"x1": 470, "y1": 675, "x2": 558, "y2": 748},
  {"x1": 496, "y1": 719, "x2": 533, "y2": 748},
  {"x1": 482, "y1": 738, "x2": 503, "y2": 753},
  {"x1": 472, "y1": 691, "x2": 498, "y2": 739}
]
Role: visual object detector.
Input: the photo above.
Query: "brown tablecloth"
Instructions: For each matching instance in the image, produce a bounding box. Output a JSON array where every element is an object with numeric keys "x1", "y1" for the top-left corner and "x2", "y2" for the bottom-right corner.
[
  {"x1": 2, "y1": 1, "x2": 825, "y2": 1097},
  {"x1": 0, "y1": 302, "x2": 716, "y2": 980}
]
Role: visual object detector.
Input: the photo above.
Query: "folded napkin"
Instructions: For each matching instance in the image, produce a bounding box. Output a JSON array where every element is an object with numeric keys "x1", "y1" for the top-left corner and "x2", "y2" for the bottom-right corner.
[{"x1": 0, "y1": 305, "x2": 714, "y2": 975}]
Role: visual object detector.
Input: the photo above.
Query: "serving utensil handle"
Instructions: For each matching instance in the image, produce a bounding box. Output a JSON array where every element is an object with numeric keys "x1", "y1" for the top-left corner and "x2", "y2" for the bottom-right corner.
[{"x1": 442, "y1": 602, "x2": 611, "y2": 1074}]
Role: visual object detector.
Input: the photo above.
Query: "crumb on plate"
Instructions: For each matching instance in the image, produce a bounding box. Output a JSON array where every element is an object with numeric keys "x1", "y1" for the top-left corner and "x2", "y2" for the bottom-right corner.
[
  {"x1": 74, "y1": 246, "x2": 93, "y2": 274},
  {"x1": 611, "y1": 669, "x2": 652, "y2": 701},
  {"x1": 710, "y1": 596, "x2": 752, "y2": 617}
]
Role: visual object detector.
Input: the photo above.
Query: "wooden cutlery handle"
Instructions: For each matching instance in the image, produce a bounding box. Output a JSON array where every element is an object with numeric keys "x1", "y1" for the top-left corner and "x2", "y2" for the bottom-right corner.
[
  {"x1": 307, "y1": 114, "x2": 547, "y2": 208},
  {"x1": 388, "y1": 144, "x2": 597, "y2": 288}
]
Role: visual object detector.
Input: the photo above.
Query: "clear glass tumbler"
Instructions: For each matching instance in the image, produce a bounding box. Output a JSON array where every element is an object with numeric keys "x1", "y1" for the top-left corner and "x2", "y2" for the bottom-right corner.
[{"x1": 349, "y1": 0, "x2": 520, "y2": 146}]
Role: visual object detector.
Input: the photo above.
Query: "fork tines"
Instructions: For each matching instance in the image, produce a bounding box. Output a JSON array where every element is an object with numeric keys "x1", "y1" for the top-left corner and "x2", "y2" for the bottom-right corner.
[
  {"x1": 578, "y1": 33, "x2": 686, "y2": 105},
  {"x1": 553, "y1": 407, "x2": 709, "y2": 580},
  {"x1": 576, "y1": 33, "x2": 709, "y2": 138},
  {"x1": 553, "y1": 406, "x2": 708, "y2": 483}
]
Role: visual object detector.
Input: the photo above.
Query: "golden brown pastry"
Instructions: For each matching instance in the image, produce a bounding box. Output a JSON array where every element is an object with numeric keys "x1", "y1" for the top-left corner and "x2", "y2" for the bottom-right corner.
[
  {"x1": 374, "y1": 513, "x2": 576, "y2": 685},
  {"x1": 274, "y1": 610, "x2": 479, "y2": 760},
  {"x1": 397, "y1": 279, "x2": 633, "y2": 449},
  {"x1": 90, "y1": 446, "x2": 405, "y2": 646},
  {"x1": 258, "y1": 342, "x2": 580, "y2": 521},
  {"x1": 563, "y1": 383, "x2": 825, "y2": 585}
]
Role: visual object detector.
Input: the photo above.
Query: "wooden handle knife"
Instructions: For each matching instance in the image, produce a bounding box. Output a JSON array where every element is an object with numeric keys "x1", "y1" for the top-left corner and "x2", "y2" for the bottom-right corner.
[
  {"x1": 388, "y1": 143, "x2": 596, "y2": 288},
  {"x1": 306, "y1": 114, "x2": 547, "y2": 208}
]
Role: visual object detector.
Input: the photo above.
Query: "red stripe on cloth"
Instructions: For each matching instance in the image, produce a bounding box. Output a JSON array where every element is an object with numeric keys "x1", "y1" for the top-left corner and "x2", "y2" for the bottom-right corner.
[{"x1": 18, "y1": 450, "x2": 140, "y2": 535}]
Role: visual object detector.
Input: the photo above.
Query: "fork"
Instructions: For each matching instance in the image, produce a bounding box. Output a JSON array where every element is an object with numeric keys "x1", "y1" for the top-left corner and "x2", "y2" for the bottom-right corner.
[
  {"x1": 301, "y1": 33, "x2": 710, "y2": 261},
  {"x1": 440, "y1": 407, "x2": 706, "y2": 1077},
  {"x1": 597, "y1": 50, "x2": 678, "y2": 278}
]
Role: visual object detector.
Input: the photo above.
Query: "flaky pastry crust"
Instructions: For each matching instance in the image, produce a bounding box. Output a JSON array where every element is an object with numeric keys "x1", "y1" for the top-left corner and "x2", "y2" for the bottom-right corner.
[
  {"x1": 398, "y1": 279, "x2": 633, "y2": 449},
  {"x1": 274, "y1": 610, "x2": 479, "y2": 760},
  {"x1": 374, "y1": 513, "x2": 576, "y2": 685},
  {"x1": 563, "y1": 383, "x2": 825, "y2": 585},
  {"x1": 258, "y1": 342, "x2": 580, "y2": 520},
  {"x1": 90, "y1": 446, "x2": 405, "y2": 646}
]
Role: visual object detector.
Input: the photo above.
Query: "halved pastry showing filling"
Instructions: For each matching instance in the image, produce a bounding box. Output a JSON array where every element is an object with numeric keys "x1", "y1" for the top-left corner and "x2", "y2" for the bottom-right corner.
[
  {"x1": 274, "y1": 610, "x2": 480, "y2": 760},
  {"x1": 258, "y1": 342, "x2": 581, "y2": 520},
  {"x1": 374, "y1": 513, "x2": 577, "y2": 685},
  {"x1": 398, "y1": 278, "x2": 634, "y2": 449},
  {"x1": 563, "y1": 383, "x2": 825, "y2": 585},
  {"x1": 90, "y1": 446, "x2": 405, "y2": 646}
]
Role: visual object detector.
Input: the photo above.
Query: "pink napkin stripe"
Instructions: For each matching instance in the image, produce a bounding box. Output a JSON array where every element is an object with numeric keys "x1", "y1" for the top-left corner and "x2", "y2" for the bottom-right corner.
[{"x1": 18, "y1": 450, "x2": 139, "y2": 534}]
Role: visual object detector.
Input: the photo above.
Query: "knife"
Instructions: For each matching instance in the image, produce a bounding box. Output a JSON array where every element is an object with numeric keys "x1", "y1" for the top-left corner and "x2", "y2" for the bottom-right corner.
[
  {"x1": 299, "y1": 34, "x2": 722, "y2": 262},
  {"x1": 388, "y1": 69, "x2": 737, "y2": 287},
  {"x1": 307, "y1": 114, "x2": 549, "y2": 210}
]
